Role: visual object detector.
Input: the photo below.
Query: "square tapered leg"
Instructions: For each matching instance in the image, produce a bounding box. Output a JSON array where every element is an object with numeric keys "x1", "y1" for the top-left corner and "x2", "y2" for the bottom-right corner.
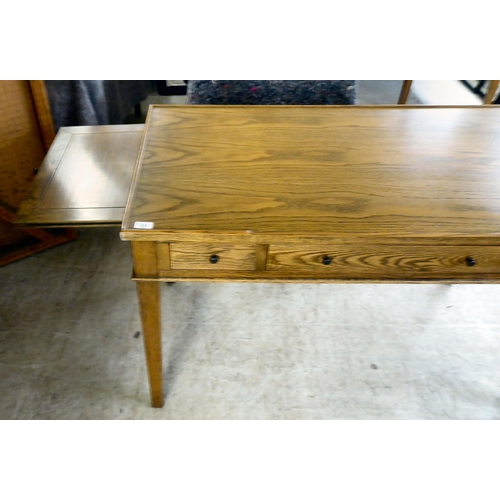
[{"x1": 136, "y1": 281, "x2": 163, "y2": 408}]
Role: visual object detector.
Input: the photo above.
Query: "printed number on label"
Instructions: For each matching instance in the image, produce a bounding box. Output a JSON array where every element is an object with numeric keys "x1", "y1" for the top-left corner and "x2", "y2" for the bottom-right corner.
[{"x1": 133, "y1": 221, "x2": 154, "y2": 229}]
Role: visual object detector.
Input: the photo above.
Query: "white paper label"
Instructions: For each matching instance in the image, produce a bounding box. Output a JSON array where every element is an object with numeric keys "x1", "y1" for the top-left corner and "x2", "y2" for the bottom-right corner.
[{"x1": 133, "y1": 221, "x2": 154, "y2": 229}]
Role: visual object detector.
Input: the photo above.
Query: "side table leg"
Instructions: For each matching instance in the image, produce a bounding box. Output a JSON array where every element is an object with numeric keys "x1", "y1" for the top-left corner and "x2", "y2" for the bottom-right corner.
[{"x1": 137, "y1": 281, "x2": 163, "y2": 408}]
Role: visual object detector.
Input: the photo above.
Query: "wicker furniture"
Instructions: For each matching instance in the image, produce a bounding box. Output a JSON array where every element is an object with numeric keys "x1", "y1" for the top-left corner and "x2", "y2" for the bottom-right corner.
[{"x1": 0, "y1": 81, "x2": 76, "y2": 266}]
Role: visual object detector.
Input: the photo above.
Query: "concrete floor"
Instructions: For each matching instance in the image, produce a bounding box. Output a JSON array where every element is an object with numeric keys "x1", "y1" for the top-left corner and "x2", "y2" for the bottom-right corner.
[{"x1": 2, "y1": 81, "x2": 499, "y2": 419}]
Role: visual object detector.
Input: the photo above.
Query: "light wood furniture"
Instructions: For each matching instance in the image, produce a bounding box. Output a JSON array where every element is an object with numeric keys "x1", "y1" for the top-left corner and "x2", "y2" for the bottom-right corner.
[
  {"x1": 18, "y1": 124, "x2": 144, "y2": 227},
  {"x1": 0, "y1": 80, "x2": 77, "y2": 265},
  {"x1": 484, "y1": 80, "x2": 500, "y2": 104},
  {"x1": 117, "y1": 105, "x2": 500, "y2": 407}
]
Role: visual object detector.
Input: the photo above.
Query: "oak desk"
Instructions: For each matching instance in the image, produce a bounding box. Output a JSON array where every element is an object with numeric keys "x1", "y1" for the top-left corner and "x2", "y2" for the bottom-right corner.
[{"x1": 120, "y1": 105, "x2": 500, "y2": 408}]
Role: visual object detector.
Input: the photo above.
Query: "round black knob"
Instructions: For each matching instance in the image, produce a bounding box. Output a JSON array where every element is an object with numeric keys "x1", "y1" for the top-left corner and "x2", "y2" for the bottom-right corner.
[
  {"x1": 465, "y1": 256, "x2": 476, "y2": 267},
  {"x1": 322, "y1": 255, "x2": 332, "y2": 265},
  {"x1": 209, "y1": 254, "x2": 219, "y2": 264}
]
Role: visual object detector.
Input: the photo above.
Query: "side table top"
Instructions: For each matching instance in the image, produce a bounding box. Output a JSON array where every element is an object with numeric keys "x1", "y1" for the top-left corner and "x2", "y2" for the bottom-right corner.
[{"x1": 121, "y1": 105, "x2": 500, "y2": 243}]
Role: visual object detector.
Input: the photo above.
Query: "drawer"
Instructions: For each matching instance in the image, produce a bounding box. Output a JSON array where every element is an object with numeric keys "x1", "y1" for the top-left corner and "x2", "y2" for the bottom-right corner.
[
  {"x1": 168, "y1": 243, "x2": 258, "y2": 270},
  {"x1": 266, "y1": 245, "x2": 500, "y2": 278}
]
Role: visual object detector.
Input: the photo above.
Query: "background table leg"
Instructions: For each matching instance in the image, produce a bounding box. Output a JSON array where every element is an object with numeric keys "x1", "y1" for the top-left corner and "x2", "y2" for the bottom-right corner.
[
  {"x1": 136, "y1": 281, "x2": 163, "y2": 408},
  {"x1": 484, "y1": 80, "x2": 499, "y2": 104},
  {"x1": 398, "y1": 80, "x2": 413, "y2": 104}
]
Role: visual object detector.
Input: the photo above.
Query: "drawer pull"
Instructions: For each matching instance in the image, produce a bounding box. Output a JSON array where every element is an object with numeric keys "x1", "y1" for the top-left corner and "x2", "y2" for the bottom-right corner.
[
  {"x1": 209, "y1": 254, "x2": 219, "y2": 264},
  {"x1": 465, "y1": 256, "x2": 476, "y2": 267},
  {"x1": 322, "y1": 255, "x2": 332, "y2": 265}
]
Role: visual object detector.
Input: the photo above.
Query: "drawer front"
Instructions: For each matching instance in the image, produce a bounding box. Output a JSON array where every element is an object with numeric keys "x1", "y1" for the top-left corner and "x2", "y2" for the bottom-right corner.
[
  {"x1": 169, "y1": 243, "x2": 258, "y2": 270},
  {"x1": 266, "y1": 245, "x2": 500, "y2": 278}
]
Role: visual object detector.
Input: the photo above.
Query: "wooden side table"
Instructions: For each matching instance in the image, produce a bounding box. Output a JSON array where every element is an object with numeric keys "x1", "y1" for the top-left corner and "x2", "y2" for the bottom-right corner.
[{"x1": 120, "y1": 105, "x2": 500, "y2": 408}]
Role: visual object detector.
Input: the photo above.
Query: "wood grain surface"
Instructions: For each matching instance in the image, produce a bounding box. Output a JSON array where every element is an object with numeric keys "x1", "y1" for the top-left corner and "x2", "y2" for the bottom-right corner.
[
  {"x1": 121, "y1": 105, "x2": 500, "y2": 242},
  {"x1": 17, "y1": 124, "x2": 143, "y2": 226},
  {"x1": 132, "y1": 241, "x2": 158, "y2": 277},
  {"x1": 132, "y1": 240, "x2": 163, "y2": 407},
  {"x1": 136, "y1": 280, "x2": 163, "y2": 408},
  {"x1": 267, "y1": 244, "x2": 500, "y2": 278},
  {"x1": 170, "y1": 243, "x2": 257, "y2": 270}
]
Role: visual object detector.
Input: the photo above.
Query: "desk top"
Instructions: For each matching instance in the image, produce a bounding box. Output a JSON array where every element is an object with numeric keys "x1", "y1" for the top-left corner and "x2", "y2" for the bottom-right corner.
[{"x1": 121, "y1": 105, "x2": 500, "y2": 243}]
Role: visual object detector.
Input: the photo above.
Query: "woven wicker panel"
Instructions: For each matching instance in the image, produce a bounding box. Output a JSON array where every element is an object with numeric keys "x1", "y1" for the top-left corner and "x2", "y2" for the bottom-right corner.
[
  {"x1": 0, "y1": 80, "x2": 77, "y2": 265},
  {"x1": 0, "y1": 80, "x2": 46, "y2": 208}
]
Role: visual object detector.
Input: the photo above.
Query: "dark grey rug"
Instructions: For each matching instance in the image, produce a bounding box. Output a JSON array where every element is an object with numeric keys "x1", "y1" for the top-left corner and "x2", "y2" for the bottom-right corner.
[{"x1": 186, "y1": 80, "x2": 356, "y2": 105}]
